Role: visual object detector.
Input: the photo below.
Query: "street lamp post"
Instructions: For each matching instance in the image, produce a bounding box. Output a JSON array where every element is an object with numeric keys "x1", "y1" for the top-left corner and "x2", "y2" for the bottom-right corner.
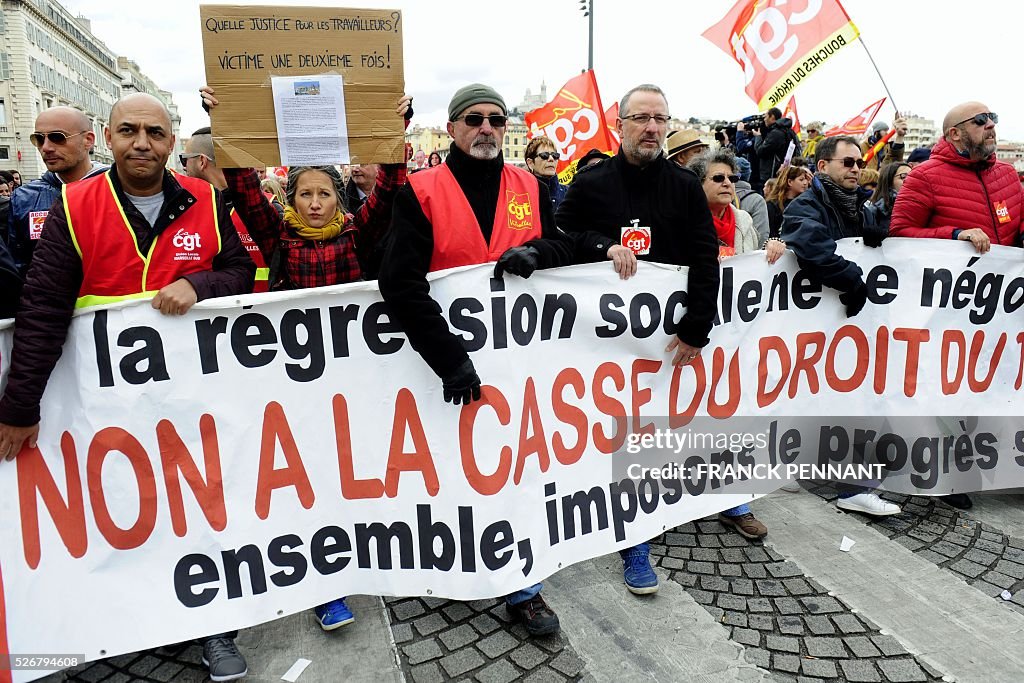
[{"x1": 578, "y1": 0, "x2": 593, "y2": 71}]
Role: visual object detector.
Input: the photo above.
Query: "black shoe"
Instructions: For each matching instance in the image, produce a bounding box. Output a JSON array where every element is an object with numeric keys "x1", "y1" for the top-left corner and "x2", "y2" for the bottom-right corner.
[
  {"x1": 940, "y1": 493, "x2": 973, "y2": 510},
  {"x1": 506, "y1": 594, "x2": 560, "y2": 636},
  {"x1": 201, "y1": 635, "x2": 248, "y2": 681}
]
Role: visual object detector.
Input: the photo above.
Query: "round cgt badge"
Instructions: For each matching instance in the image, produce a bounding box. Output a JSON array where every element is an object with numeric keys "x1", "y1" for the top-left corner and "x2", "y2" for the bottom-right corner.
[{"x1": 621, "y1": 225, "x2": 651, "y2": 255}]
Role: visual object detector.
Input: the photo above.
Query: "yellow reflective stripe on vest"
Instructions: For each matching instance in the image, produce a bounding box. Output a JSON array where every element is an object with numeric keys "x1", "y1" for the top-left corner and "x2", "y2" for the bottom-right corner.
[
  {"x1": 75, "y1": 291, "x2": 157, "y2": 309},
  {"x1": 255, "y1": 267, "x2": 270, "y2": 282}
]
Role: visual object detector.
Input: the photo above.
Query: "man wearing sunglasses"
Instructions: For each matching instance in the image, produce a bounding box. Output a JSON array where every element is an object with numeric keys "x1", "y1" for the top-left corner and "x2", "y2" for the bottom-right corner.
[
  {"x1": 890, "y1": 102, "x2": 1022, "y2": 259},
  {"x1": 7, "y1": 107, "x2": 107, "y2": 276},
  {"x1": 380, "y1": 83, "x2": 572, "y2": 637}
]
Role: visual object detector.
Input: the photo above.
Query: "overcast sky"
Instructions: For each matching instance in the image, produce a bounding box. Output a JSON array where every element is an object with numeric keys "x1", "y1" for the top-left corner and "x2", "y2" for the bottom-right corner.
[{"x1": 57, "y1": 0, "x2": 1024, "y2": 143}]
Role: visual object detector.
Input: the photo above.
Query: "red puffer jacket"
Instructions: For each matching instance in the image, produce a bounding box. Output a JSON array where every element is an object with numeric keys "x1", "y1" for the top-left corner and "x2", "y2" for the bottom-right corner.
[{"x1": 889, "y1": 137, "x2": 1023, "y2": 246}]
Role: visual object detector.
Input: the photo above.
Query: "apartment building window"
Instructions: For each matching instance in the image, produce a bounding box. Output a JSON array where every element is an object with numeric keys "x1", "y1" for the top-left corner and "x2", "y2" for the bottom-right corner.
[
  {"x1": 0, "y1": 99, "x2": 6, "y2": 126},
  {"x1": 0, "y1": 53, "x2": 9, "y2": 81},
  {"x1": 0, "y1": 147, "x2": 9, "y2": 161}
]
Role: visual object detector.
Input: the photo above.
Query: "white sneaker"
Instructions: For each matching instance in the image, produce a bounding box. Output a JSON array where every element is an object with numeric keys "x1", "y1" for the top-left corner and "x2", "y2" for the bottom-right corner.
[
  {"x1": 836, "y1": 492, "x2": 901, "y2": 517},
  {"x1": 780, "y1": 481, "x2": 801, "y2": 493}
]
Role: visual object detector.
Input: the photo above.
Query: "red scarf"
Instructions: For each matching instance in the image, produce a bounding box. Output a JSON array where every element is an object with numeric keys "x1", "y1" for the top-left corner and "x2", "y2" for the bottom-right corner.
[{"x1": 712, "y1": 205, "x2": 736, "y2": 247}]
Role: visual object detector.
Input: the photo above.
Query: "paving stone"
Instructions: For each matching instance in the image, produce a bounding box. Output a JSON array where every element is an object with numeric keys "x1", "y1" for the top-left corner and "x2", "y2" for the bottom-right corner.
[
  {"x1": 393, "y1": 622, "x2": 415, "y2": 643},
  {"x1": 393, "y1": 599, "x2": 428, "y2": 621},
  {"x1": 758, "y1": 580, "x2": 787, "y2": 597},
  {"x1": 963, "y1": 548, "x2": 999, "y2": 565},
  {"x1": 689, "y1": 561, "x2": 715, "y2": 574},
  {"x1": 766, "y1": 548, "x2": 786, "y2": 562},
  {"x1": 439, "y1": 624, "x2": 479, "y2": 651},
  {"x1": 665, "y1": 532, "x2": 696, "y2": 546},
  {"x1": 490, "y1": 604, "x2": 515, "y2": 623},
  {"x1": 804, "y1": 637, "x2": 846, "y2": 658},
  {"x1": 75, "y1": 664, "x2": 115, "y2": 682},
  {"x1": 723, "y1": 611, "x2": 748, "y2": 627},
  {"x1": 766, "y1": 562, "x2": 803, "y2": 578},
  {"x1": 698, "y1": 534, "x2": 723, "y2": 548},
  {"x1": 720, "y1": 534, "x2": 751, "y2": 547},
  {"x1": 774, "y1": 597, "x2": 803, "y2": 615},
  {"x1": 718, "y1": 594, "x2": 747, "y2": 611},
  {"x1": 404, "y1": 638, "x2": 444, "y2": 665},
  {"x1": 744, "y1": 647, "x2": 771, "y2": 668},
  {"x1": 697, "y1": 521, "x2": 721, "y2": 534},
  {"x1": 782, "y1": 578, "x2": 813, "y2": 596},
  {"x1": 877, "y1": 658, "x2": 928, "y2": 682},
  {"x1": 721, "y1": 549, "x2": 748, "y2": 563},
  {"x1": 800, "y1": 659, "x2": 838, "y2": 678},
  {"x1": 474, "y1": 659, "x2": 521, "y2": 683},
  {"x1": 410, "y1": 662, "x2": 444, "y2": 683},
  {"x1": 744, "y1": 547, "x2": 771, "y2": 562},
  {"x1": 128, "y1": 656, "x2": 162, "y2": 676},
  {"x1": 908, "y1": 530, "x2": 939, "y2": 544},
  {"x1": 743, "y1": 564, "x2": 768, "y2": 579},
  {"x1": 773, "y1": 654, "x2": 801, "y2": 674},
  {"x1": 804, "y1": 615, "x2": 836, "y2": 635},
  {"x1": 667, "y1": 546, "x2": 689, "y2": 559},
  {"x1": 661, "y1": 557, "x2": 687, "y2": 571},
  {"x1": 692, "y1": 548, "x2": 721, "y2": 562},
  {"x1": 949, "y1": 559, "x2": 987, "y2": 578},
  {"x1": 439, "y1": 649, "x2": 485, "y2": 678},
  {"x1": 980, "y1": 530, "x2": 1004, "y2": 543},
  {"x1": 831, "y1": 613, "x2": 866, "y2": 634},
  {"x1": 995, "y1": 560, "x2": 1024, "y2": 579},
  {"x1": 719, "y1": 563, "x2": 743, "y2": 577},
  {"x1": 945, "y1": 532, "x2": 973, "y2": 547},
  {"x1": 749, "y1": 615, "x2": 775, "y2": 630},
  {"x1": 705, "y1": 606, "x2": 725, "y2": 621},
  {"x1": 732, "y1": 627, "x2": 762, "y2": 647},
  {"x1": 477, "y1": 631, "x2": 520, "y2": 659},
  {"x1": 766, "y1": 635, "x2": 800, "y2": 653},
  {"x1": 443, "y1": 602, "x2": 475, "y2": 623},
  {"x1": 700, "y1": 575, "x2": 731, "y2": 592},
  {"x1": 748, "y1": 598, "x2": 773, "y2": 612},
  {"x1": 870, "y1": 634, "x2": 906, "y2": 656},
  {"x1": 916, "y1": 550, "x2": 948, "y2": 566},
  {"x1": 674, "y1": 573, "x2": 698, "y2": 588},
  {"x1": 839, "y1": 659, "x2": 881, "y2": 682},
  {"x1": 550, "y1": 650, "x2": 585, "y2": 677},
  {"x1": 894, "y1": 536, "x2": 926, "y2": 552},
  {"x1": 732, "y1": 578, "x2": 755, "y2": 595},
  {"x1": 844, "y1": 636, "x2": 881, "y2": 657},
  {"x1": 969, "y1": 579, "x2": 1005, "y2": 597},
  {"x1": 777, "y1": 616, "x2": 804, "y2": 635},
  {"x1": 689, "y1": 589, "x2": 715, "y2": 605},
  {"x1": 508, "y1": 643, "x2": 547, "y2": 670},
  {"x1": 535, "y1": 635, "x2": 566, "y2": 653},
  {"x1": 1001, "y1": 546, "x2": 1024, "y2": 563},
  {"x1": 800, "y1": 596, "x2": 843, "y2": 614},
  {"x1": 467, "y1": 599, "x2": 500, "y2": 612},
  {"x1": 414, "y1": 613, "x2": 449, "y2": 636},
  {"x1": 423, "y1": 597, "x2": 449, "y2": 609},
  {"x1": 928, "y1": 541, "x2": 962, "y2": 558},
  {"x1": 471, "y1": 613, "x2": 502, "y2": 635}
]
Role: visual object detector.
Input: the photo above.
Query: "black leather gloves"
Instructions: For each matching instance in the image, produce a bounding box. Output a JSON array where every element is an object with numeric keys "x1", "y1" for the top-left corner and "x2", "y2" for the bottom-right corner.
[
  {"x1": 494, "y1": 246, "x2": 540, "y2": 279},
  {"x1": 442, "y1": 359, "x2": 482, "y2": 405},
  {"x1": 840, "y1": 281, "x2": 868, "y2": 317},
  {"x1": 862, "y1": 227, "x2": 886, "y2": 248}
]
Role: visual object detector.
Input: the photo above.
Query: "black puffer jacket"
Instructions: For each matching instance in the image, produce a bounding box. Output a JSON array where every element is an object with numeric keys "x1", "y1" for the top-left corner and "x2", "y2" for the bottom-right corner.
[{"x1": 755, "y1": 118, "x2": 801, "y2": 187}]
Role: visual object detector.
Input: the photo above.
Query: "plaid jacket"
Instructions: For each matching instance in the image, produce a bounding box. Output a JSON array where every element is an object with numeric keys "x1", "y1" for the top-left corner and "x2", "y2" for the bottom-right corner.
[{"x1": 225, "y1": 164, "x2": 406, "y2": 289}]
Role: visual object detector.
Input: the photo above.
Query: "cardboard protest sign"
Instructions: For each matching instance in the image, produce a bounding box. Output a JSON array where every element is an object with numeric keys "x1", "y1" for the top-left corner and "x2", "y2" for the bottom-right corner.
[{"x1": 200, "y1": 5, "x2": 405, "y2": 167}]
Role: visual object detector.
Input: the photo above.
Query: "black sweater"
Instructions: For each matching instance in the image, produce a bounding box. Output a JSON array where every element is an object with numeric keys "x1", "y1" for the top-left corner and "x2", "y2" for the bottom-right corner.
[
  {"x1": 378, "y1": 144, "x2": 574, "y2": 379},
  {"x1": 556, "y1": 152, "x2": 721, "y2": 347}
]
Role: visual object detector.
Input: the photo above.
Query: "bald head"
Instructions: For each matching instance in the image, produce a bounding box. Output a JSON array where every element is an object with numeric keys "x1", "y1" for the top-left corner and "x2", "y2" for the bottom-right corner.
[
  {"x1": 33, "y1": 106, "x2": 95, "y2": 180},
  {"x1": 942, "y1": 101, "x2": 988, "y2": 137},
  {"x1": 35, "y1": 106, "x2": 91, "y2": 134},
  {"x1": 185, "y1": 128, "x2": 215, "y2": 160},
  {"x1": 110, "y1": 93, "x2": 172, "y2": 130}
]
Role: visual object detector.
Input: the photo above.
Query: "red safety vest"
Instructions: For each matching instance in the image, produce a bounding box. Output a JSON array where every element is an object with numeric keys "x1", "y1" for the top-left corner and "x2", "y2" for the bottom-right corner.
[
  {"x1": 408, "y1": 164, "x2": 542, "y2": 272},
  {"x1": 230, "y1": 208, "x2": 269, "y2": 292},
  {"x1": 65, "y1": 172, "x2": 221, "y2": 308}
]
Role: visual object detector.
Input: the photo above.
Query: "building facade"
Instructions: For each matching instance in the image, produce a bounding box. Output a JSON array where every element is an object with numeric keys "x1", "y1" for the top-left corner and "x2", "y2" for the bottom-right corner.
[
  {"x1": 0, "y1": 0, "x2": 177, "y2": 180},
  {"x1": 900, "y1": 115, "x2": 938, "y2": 153}
]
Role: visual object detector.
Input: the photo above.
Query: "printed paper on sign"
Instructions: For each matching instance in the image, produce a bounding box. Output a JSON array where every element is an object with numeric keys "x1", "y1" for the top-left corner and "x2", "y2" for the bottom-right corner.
[
  {"x1": 29, "y1": 211, "x2": 48, "y2": 240},
  {"x1": 272, "y1": 74, "x2": 349, "y2": 165},
  {"x1": 703, "y1": 0, "x2": 860, "y2": 110}
]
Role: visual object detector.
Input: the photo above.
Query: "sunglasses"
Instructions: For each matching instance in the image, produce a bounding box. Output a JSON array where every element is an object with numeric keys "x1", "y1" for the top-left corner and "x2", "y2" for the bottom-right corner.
[
  {"x1": 954, "y1": 112, "x2": 998, "y2": 128},
  {"x1": 179, "y1": 153, "x2": 208, "y2": 167},
  {"x1": 454, "y1": 113, "x2": 507, "y2": 128},
  {"x1": 711, "y1": 173, "x2": 740, "y2": 184},
  {"x1": 30, "y1": 130, "x2": 89, "y2": 147},
  {"x1": 825, "y1": 156, "x2": 867, "y2": 169},
  {"x1": 533, "y1": 151, "x2": 560, "y2": 161}
]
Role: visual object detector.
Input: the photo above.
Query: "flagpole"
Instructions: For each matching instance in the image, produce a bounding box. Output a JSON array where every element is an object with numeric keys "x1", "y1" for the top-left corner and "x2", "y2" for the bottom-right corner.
[{"x1": 857, "y1": 36, "x2": 899, "y2": 114}]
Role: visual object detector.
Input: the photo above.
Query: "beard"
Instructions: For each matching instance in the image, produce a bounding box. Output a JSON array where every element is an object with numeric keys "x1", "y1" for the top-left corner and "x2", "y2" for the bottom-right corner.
[
  {"x1": 967, "y1": 136, "x2": 997, "y2": 159},
  {"x1": 469, "y1": 135, "x2": 500, "y2": 160},
  {"x1": 622, "y1": 134, "x2": 662, "y2": 166}
]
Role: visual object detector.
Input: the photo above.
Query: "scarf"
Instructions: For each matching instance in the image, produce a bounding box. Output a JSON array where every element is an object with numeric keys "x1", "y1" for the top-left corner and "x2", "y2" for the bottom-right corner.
[
  {"x1": 816, "y1": 172, "x2": 861, "y2": 221},
  {"x1": 711, "y1": 204, "x2": 736, "y2": 248},
  {"x1": 283, "y1": 205, "x2": 346, "y2": 241}
]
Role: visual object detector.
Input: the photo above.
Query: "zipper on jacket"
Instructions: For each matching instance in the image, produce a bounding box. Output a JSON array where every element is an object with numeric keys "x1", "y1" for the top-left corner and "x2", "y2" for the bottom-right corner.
[{"x1": 976, "y1": 169, "x2": 1000, "y2": 240}]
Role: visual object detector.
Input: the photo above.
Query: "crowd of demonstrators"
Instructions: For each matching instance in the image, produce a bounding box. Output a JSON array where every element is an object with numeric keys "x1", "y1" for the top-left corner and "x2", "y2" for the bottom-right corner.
[
  {"x1": 734, "y1": 156, "x2": 770, "y2": 244},
  {"x1": 380, "y1": 83, "x2": 579, "y2": 636},
  {"x1": 6, "y1": 106, "x2": 107, "y2": 275},
  {"x1": 753, "y1": 107, "x2": 801, "y2": 192},
  {"x1": 803, "y1": 121, "x2": 826, "y2": 158},
  {"x1": 861, "y1": 116, "x2": 908, "y2": 170},
  {"x1": 260, "y1": 174, "x2": 286, "y2": 216},
  {"x1": 765, "y1": 164, "x2": 812, "y2": 247},
  {"x1": 665, "y1": 129, "x2": 708, "y2": 168},
  {"x1": 864, "y1": 161, "x2": 911, "y2": 232},
  {"x1": 344, "y1": 162, "x2": 380, "y2": 213},
  {"x1": 0, "y1": 92, "x2": 256, "y2": 681},
  {"x1": 556, "y1": 84, "x2": 722, "y2": 594},
  {"x1": 428, "y1": 150, "x2": 443, "y2": 167},
  {"x1": 524, "y1": 136, "x2": 567, "y2": 209}
]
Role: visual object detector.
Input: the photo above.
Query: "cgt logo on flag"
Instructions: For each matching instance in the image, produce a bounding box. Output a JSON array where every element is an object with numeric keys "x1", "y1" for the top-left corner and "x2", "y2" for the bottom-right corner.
[
  {"x1": 506, "y1": 190, "x2": 534, "y2": 231},
  {"x1": 703, "y1": 0, "x2": 860, "y2": 109}
]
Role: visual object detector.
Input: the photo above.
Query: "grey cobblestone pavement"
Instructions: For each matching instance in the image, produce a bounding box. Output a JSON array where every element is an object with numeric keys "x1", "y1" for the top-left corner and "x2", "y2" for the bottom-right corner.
[
  {"x1": 385, "y1": 596, "x2": 584, "y2": 683},
  {"x1": 649, "y1": 515, "x2": 946, "y2": 683},
  {"x1": 807, "y1": 483, "x2": 1024, "y2": 615}
]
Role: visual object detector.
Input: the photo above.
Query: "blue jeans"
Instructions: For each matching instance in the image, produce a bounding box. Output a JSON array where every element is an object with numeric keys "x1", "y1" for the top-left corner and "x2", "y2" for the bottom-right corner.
[
  {"x1": 723, "y1": 503, "x2": 751, "y2": 516},
  {"x1": 619, "y1": 542, "x2": 650, "y2": 559},
  {"x1": 505, "y1": 583, "x2": 542, "y2": 605}
]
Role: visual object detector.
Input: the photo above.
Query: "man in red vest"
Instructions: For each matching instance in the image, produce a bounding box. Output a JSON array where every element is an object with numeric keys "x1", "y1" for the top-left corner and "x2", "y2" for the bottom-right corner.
[
  {"x1": 0, "y1": 92, "x2": 254, "y2": 681},
  {"x1": 379, "y1": 83, "x2": 571, "y2": 636},
  {"x1": 182, "y1": 126, "x2": 272, "y2": 291}
]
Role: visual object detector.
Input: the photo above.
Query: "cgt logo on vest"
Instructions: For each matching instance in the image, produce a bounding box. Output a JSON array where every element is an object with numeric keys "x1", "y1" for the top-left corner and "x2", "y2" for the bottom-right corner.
[
  {"x1": 506, "y1": 190, "x2": 534, "y2": 231},
  {"x1": 172, "y1": 227, "x2": 203, "y2": 261}
]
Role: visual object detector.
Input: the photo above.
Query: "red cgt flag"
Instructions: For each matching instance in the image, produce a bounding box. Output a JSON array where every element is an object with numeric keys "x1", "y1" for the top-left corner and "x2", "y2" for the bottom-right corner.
[
  {"x1": 703, "y1": 0, "x2": 860, "y2": 110},
  {"x1": 783, "y1": 96, "x2": 801, "y2": 135},
  {"x1": 525, "y1": 70, "x2": 618, "y2": 184},
  {"x1": 605, "y1": 102, "x2": 621, "y2": 149},
  {"x1": 824, "y1": 97, "x2": 886, "y2": 136}
]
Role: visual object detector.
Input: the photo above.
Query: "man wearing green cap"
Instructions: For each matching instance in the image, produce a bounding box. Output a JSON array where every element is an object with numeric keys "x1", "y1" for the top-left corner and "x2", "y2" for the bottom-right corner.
[{"x1": 379, "y1": 83, "x2": 570, "y2": 636}]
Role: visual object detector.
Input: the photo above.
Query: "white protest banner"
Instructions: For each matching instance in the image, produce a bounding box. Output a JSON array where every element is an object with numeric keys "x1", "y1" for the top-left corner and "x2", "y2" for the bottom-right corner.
[{"x1": 3, "y1": 239, "x2": 1024, "y2": 680}]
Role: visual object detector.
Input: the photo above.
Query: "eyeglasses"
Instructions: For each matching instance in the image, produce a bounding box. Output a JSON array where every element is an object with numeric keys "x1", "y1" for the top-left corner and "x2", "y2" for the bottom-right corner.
[
  {"x1": 533, "y1": 151, "x2": 560, "y2": 161},
  {"x1": 953, "y1": 112, "x2": 998, "y2": 128},
  {"x1": 895, "y1": 172, "x2": 910, "y2": 180},
  {"x1": 179, "y1": 153, "x2": 208, "y2": 167},
  {"x1": 621, "y1": 113, "x2": 671, "y2": 126},
  {"x1": 710, "y1": 173, "x2": 740, "y2": 184},
  {"x1": 453, "y1": 113, "x2": 508, "y2": 128},
  {"x1": 29, "y1": 130, "x2": 89, "y2": 147},
  {"x1": 825, "y1": 156, "x2": 867, "y2": 169}
]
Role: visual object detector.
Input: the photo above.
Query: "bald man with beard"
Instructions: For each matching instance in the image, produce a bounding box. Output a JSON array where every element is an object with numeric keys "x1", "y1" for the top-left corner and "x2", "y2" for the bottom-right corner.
[
  {"x1": 7, "y1": 106, "x2": 107, "y2": 274},
  {"x1": 0, "y1": 93, "x2": 254, "y2": 681}
]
